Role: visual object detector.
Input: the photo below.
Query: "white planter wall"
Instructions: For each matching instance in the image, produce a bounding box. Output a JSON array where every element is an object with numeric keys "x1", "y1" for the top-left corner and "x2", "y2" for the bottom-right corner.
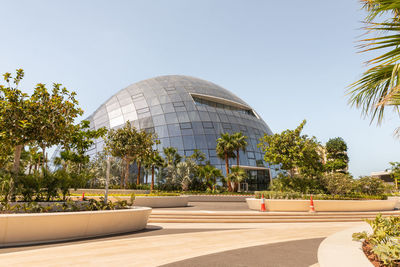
[
  {"x1": 246, "y1": 198, "x2": 397, "y2": 212},
  {"x1": 133, "y1": 196, "x2": 188, "y2": 208},
  {"x1": 0, "y1": 207, "x2": 151, "y2": 247}
]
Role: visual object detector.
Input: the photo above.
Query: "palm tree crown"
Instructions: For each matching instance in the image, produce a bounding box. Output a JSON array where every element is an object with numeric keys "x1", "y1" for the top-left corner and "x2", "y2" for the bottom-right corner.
[
  {"x1": 348, "y1": 0, "x2": 400, "y2": 134},
  {"x1": 232, "y1": 132, "x2": 248, "y2": 167}
]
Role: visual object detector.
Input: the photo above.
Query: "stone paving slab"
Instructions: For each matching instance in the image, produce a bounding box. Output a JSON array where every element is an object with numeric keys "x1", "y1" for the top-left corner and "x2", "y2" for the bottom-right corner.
[{"x1": 0, "y1": 222, "x2": 363, "y2": 267}]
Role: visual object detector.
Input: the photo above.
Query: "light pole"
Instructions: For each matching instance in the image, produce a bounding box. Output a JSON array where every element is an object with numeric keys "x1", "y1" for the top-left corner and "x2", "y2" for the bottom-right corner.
[{"x1": 105, "y1": 156, "x2": 110, "y2": 204}]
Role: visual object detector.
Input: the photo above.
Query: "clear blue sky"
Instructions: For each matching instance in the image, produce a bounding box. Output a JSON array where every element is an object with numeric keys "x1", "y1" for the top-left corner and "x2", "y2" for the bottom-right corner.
[{"x1": 1, "y1": 0, "x2": 399, "y2": 177}]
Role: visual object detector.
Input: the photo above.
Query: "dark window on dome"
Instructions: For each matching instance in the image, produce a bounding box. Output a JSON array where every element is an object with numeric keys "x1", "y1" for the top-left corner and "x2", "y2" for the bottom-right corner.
[
  {"x1": 191, "y1": 96, "x2": 256, "y2": 118},
  {"x1": 202, "y1": 122, "x2": 213, "y2": 129},
  {"x1": 180, "y1": 122, "x2": 192, "y2": 129}
]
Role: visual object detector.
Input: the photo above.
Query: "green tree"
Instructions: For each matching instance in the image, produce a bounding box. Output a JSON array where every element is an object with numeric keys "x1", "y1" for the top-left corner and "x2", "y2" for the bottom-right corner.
[
  {"x1": 161, "y1": 147, "x2": 182, "y2": 188},
  {"x1": 188, "y1": 149, "x2": 206, "y2": 166},
  {"x1": 105, "y1": 121, "x2": 140, "y2": 188},
  {"x1": 388, "y1": 162, "x2": 400, "y2": 190},
  {"x1": 348, "y1": 1, "x2": 400, "y2": 134},
  {"x1": 56, "y1": 120, "x2": 107, "y2": 173},
  {"x1": 325, "y1": 137, "x2": 349, "y2": 173},
  {"x1": 216, "y1": 133, "x2": 237, "y2": 191},
  {"x1": 226, "y1": 166, "x2": 248, "y2": 192},
  {"x1": 232, "y1": 132, "x2": 248, "y2": 167},
  {"x1": 163, "y1": 147, "x2": 182, "y2": 166},
  {"x1": 0, "y1": 142, "x2": 13, "y2": 170},
  {"x1": 104, "y1": 122, "x2": 158, "y2": 187},
  {"x1": 146, "y1": 150, "x2": 164, "y2": 191},
  {"x1": 30, "y1": 82, "x2": 83, "y2": 168},
  {"x1": 172, "y1": 159, "x2": 198, "y2": 191},
  {"x1": 258, "y1": 120, "x2": 323, "y2": 178},
  {"x1": 0, "y1": 69, "x2": 35, "y2": 175},
  {"x1": 134, "y1": 130, "x2": 159, "y2": 185},
  {"x1": 198, "y1": 164, "x2": 223, "y2": 190},
  {"x1": 87, "y1": 152, "x2": 122, "y2": 188}
]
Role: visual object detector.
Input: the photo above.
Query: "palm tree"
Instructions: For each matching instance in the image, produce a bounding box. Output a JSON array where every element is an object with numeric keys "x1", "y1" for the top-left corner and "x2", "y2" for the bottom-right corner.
[
  {"x1": 232, "y1": 132, "x2": 248, "y2": 167},
  {"x1": 163, "y1": 147, "x2": 182, "y2": 166},
  {"x1": 148, "y1": 151, "x2": 164, "y2": 191},
  {"x1": 227, "y1": 166, "x2": 248, "y2": 192},
  {"x1": 198, "y1": 164, "x2": 223, "y2": 190},
  {"x1": 216, "y1": 133, "x2": 236, "y2": 191},
  {"x1": 172, "y1": 159, "x2": 197, "y2": 191},
  {"x1": 348, "y1": 0, "x2": 400, "y2": 134}
]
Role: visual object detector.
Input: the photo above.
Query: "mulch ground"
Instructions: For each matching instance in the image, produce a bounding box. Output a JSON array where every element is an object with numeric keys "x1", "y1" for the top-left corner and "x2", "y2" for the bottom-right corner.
[{"x1": 362, "y1": 240, "x2": 400, "y2": 267}]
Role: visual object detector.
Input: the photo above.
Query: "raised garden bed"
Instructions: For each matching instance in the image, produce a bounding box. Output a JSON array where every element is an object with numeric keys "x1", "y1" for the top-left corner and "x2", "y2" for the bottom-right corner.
[
  {"x1": 246, "y1": 198, "x2": 397, "y2": 212},
  {"x1": 0, "y1": 206, "x2": 151, "y2": 247},
  {"x1": 133, "y1": 196, "x2": 189, "y2": 208}
]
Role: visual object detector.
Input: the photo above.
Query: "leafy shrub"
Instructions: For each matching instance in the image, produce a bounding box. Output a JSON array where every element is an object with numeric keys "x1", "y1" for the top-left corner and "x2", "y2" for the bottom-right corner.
[
  {"x1": 17, "y1": 174, "x2": 41, "y2": 202},
  {"x1": 255, "y1": 191, "x2": 387, "y2": 200},
  {"x1": 354, "y1": 176, "x2": 388, "y2": 196},
  {"x1": 0, "y1": 199, "x2": 130, "y2": 214},
  {"x1": 320, "y1": 173, "x2": 354, "y2": 195},
  {"x1": 0, "y1": 170, "x2": 13, "y2": 202},
  {"x1": 270, "y1": 174, "x2": 325, "y2": 194},
  {"x1": 353, "y1": 214, "x2": 400, "y2": 266}
]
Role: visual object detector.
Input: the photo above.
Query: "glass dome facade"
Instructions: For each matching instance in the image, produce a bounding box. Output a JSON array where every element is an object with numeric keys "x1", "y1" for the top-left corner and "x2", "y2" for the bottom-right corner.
[{"x1": 86, "y1": 75, "x2": 274, "y2": 189}]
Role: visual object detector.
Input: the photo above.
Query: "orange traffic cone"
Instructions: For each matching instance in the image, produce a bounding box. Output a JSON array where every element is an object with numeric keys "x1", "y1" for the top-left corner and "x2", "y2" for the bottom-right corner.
[
  {"x1": 309, "y1": 195, "x2": 316, "y2": 213},
  {"x1": 260, "y1": 194, "x2": 266, "y2": 212},
  {"x1": 81, "y1": 192, "x2": 85, "y2": 201}
]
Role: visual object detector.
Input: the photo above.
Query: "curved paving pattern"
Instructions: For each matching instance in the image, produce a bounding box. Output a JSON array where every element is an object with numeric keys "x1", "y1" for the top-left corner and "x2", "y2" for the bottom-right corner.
[
  {"x1": 161, "y1": 238, "x2": 324, "y2": 267},
  {"x1": 0, "y1": 222, "x2": 362, "y2": 266}
]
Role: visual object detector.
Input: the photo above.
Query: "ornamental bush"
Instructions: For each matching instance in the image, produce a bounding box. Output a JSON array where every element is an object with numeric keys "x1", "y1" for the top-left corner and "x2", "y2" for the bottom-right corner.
[
  {"x1": 353, "y1": 214, "x2": 400, "y2": 266},
  {"x1": 354, "y1": 176, "x2": 388, "y2": 196},
  {"x1": 269, "y1": 174, "x2": 325, "y2": 194},
  {"x1": 320, "y1": 173, "x2": 354, "y2": 195},
  {"x1": 255, "y1": 191, "x2": 387, "y2": 200}
]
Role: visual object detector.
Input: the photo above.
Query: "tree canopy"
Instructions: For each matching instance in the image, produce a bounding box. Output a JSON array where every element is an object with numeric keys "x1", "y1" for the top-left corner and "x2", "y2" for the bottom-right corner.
[
  {"x1": 258, "y1": 120, "x2": 323, "y2": 177},
  {"x1": 325, "y1": 137, "x2": 349, "y2": 173}
]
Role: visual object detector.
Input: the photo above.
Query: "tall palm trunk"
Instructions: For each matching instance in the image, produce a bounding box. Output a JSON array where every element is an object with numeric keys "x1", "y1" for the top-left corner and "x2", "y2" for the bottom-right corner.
[
  {"x1": 225, "y1": 153, "x2": 232, "y2": 191},
  {"x1": 236, "y1": 148, "x2": 240, "y2": 167},
  {"x1": 235, "y1": 148, "x2": 240, "y2": 191},
  {"x1": 137, "y1": 161, "x2": 141, "y2": 185},
  {"x1": 151, "y1": 165, "x2": 155, "y2": 191}
]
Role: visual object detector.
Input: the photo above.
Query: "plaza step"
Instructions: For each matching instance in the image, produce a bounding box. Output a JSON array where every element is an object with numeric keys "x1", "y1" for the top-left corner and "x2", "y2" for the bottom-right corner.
[{"x1": 148, "y1": 210, "x2": 400, "y2": 223}]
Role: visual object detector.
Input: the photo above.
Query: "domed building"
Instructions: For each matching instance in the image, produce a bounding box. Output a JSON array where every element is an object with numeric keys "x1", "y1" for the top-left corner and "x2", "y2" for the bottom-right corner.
[{"x1": 86, "y1": 75, "x2": 274, "y2": 190}]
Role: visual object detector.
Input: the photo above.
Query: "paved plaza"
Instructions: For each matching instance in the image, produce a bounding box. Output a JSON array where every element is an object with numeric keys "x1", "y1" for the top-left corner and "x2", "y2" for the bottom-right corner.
[{"x1": 0, "y1": 202, "x2": 365, "y2": 267}]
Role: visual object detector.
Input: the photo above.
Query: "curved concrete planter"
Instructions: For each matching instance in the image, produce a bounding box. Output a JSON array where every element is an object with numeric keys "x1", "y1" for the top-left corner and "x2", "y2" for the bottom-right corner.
[
  {"x1": 318, "y1": 225, "x2": 373, "y2": 267},
  {"x1": 133, "y1": 196, "x2": 188, "y2": 208},
  {"x1": 0, "y1": 207, "x2": 151, "y2": 247},
  {"x1": 186, "y1": 195, "x2": 252, "y2": 202},
  {"x1": 388, "y1": 196, "x2": 400, "y2": 209},
  {"x1": 246, "y1": 198, "x2": 397, "y2": 212}
]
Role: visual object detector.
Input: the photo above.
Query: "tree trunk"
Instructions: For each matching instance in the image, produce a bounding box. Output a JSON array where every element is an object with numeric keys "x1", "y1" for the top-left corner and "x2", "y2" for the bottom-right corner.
[
  {"x1": 137, "y1": 161, "x2": 141, "y2": 185},
  {"x1": 41, "y1": 145, "x2": 46, "y2": 169},
  {"x1": 12, "y1": 145, "x2": 23, "y2": 174},
  {"x1": 124, "y1": 159, "x2": 130, "y2": 189},
  {"x1": 151, "y1": 165, "x2": 155, "y2": 191},
  {"x1": 120, "y1": 161, "x2": 125, "y2": 189},
  {"x1": 236, "y1": 148, "x2": 240, "y2": 167},
  {"x1": 225, "y1": 153, "x2": 232, "y2": 191},
  {"x1": 233, "y1": 181, "x2": 239, "y2": 192}
]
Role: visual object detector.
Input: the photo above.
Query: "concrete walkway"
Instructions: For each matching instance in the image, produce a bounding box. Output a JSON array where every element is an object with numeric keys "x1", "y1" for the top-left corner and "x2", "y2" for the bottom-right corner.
[
  {"x1": 0, "y1": 221, "x2": 363, "y2": 267},
  {"x1": 162, "y1": 237, "x2": 325, "y2": 267}
]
